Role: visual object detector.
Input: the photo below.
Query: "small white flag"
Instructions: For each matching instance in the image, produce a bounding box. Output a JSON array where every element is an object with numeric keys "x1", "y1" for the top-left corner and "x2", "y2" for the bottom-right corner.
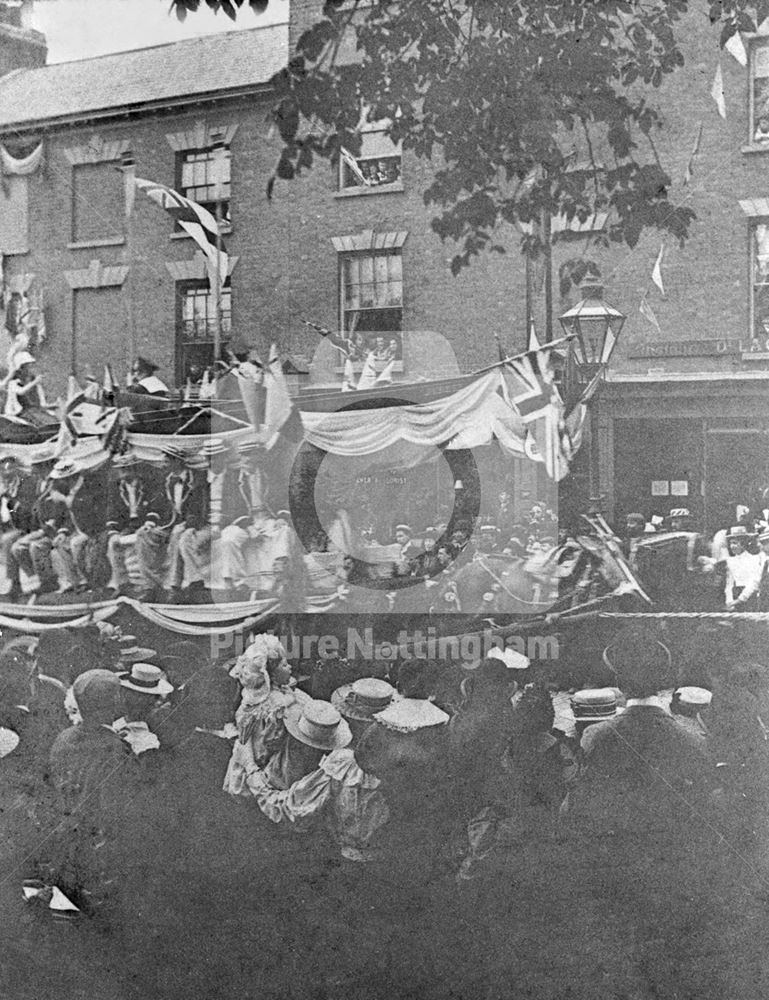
[
  {"x1": 527, "y1": 318, "x2": 541, "y2": 352},
  {"x1": 725, "y1": 32, "x2": 747, "y2": 67},
  {"x1": 651, "y1": 243, "x2": 665, "y2": 297},
  {"x1": 711, "y1": 62, "x2": 726, "y2": 120},
  {"x1": 375, "y1": 358, "x2": 395, "y2": 385},
  {"x1": 639, "y1": 292, "x2": 662, "y2": 334},
  {"x1": 356, "y1": 352, "x2": 378, "y2": 390}
]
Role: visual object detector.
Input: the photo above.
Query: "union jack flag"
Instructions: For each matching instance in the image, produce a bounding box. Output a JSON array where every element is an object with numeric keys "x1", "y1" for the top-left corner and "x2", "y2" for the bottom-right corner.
[
  {"x1": 134, "y1": 178, "x2": 228, "y2": 291},
  {"x1": 504, "y1": 347, "x2": 569, "y2": 480}
]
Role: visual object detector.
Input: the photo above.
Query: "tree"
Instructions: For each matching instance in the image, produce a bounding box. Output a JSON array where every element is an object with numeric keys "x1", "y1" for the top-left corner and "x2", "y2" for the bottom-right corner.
[{"x1": 171, "y1": 0, "x2": 769, "y2": 273}]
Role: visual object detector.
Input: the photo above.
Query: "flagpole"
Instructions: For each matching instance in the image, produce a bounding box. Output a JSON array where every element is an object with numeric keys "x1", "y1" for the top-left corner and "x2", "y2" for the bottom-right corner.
[
  {"x1": 121, "y1": 150, "x2": 136, "y2": 370},
  {"x1": 211, "y1": 138, "x2": 226, "y2": 373}
]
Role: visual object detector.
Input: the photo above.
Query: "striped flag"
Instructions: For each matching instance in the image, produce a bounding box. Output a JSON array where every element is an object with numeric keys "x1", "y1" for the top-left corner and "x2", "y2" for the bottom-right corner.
[
  {"x1": 560, "y1": 368, "x2": 603, "y2": 461},
  {"x1": 134, "y1": 177, "x2": 228, "y2": 290},
  {"x1": 651, "y1": 243, "x2": 665, "y2": 297},
  {"x1": 682, "y1": 121, "x2": 703, "y2": 186},
  {"x1": 639, "y1": 291, "x2": 662, "y2": 334}
]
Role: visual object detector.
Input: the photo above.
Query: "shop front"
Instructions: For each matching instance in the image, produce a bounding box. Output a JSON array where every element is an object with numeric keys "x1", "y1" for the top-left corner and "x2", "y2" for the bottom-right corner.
[{"x1": 596, "y1": 373, "x2": 769, "y2": 535}]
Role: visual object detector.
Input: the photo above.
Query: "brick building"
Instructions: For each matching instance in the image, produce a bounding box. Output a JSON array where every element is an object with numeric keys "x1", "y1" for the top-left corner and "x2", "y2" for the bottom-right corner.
[{"x1": 3, "y1": 2, "x2": 769, "y2": 529}]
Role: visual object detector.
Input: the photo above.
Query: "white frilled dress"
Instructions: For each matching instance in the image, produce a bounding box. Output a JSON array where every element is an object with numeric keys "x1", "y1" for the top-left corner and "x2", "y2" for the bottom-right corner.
[{"x1": 223, "y1": 686, "x2": 310, "y2": 797}]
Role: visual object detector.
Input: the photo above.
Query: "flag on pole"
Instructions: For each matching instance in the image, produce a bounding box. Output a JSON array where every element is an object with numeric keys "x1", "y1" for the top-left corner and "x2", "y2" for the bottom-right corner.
[
  {"x1": 639, "y1": 291, "x2": 662, "y2": 334},
  {"x1": 134, "y1": 177, "x2": 228, "y2": 290},
  {"x1": 682, "y1": 121, "x2": 703, "y2": 186},
  {"x1": 711, "y1": 62, "x2": 726, "y2": 119},
  {"x1": 725, "y1": 32, "x2": 747, "y2": 67},
  {"x1": 651, "y1": 243, "x2": 665, "y2": 297},
  {"x1": 340, "y1": 147, "x2": 372, "y2": 187},
  {"x1": 505, "y1": 347, "x2": 569, "y2": 480}
]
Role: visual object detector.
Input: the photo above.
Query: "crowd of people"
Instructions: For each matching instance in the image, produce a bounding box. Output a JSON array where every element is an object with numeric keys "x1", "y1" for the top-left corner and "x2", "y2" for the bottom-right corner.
[
  {"x1": 619, "y1": 502, "x2": 769, "y2": 610},
  {"x1": 0, "y1": 616, "x2": 762, "y2": 934}
]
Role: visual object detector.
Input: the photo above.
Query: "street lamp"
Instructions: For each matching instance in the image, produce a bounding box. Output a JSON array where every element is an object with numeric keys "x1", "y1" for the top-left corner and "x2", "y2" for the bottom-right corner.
[
  {"x1": 558, "y1": 280, "x2": 626, "y2": 515},
  {"x1": 558, "y1": 280, "x2": 626, "y2": 380}
]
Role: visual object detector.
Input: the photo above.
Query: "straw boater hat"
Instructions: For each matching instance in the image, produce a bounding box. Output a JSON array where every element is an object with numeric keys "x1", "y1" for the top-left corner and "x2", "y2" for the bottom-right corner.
[
  {"x1": 283, "y1": 699, "x2": 352, "y2": 751},
  {"x1": 669, "y1": 508, "x2": 691, "y2": 519},
  {"x1": 570, "y1": 688, "x2": 621, "y2": 725},
  {"x1": 201, "y1": 438, "x2": 229, "y2": 457},
  {"x1": 726, "y1": 524, "x2": 755, "y2": 539},
  {"x1": 237, "y1": 440, "x2": 261, "y2": 456},
  {"x1": 331, "y1": 677, "x2": 399, "y2": 723},
  {"x1": 758, "y1": 528, "x2": 769, "y2": 544},
  {"x1": 118, "y1": 663, "x2": 174, "y2": 697}
]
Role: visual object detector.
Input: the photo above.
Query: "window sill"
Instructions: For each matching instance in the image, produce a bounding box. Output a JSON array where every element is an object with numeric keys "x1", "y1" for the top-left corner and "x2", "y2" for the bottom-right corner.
[
  {"x1": 171, "y1": 225, "x2": 232, "y2": 240},
  {"x1": 742, "y1": 143, "x2": 769, "y2": 154},
  {"x1": 335, "y1": 183, "x2": 404, "y2": 199},
  {"x1": 67, "y1": 237, "x2": 125, "y2": 249}
]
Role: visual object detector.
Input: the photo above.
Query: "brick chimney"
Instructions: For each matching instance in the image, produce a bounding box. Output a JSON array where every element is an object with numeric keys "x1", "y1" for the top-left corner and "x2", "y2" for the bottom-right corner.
[{"x1": 0, "y1": 1, "x2": 46, "y2": 76}]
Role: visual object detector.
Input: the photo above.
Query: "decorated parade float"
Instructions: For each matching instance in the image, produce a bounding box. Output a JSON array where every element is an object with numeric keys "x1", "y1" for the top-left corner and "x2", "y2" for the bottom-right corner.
[{"x1": 0, "y1": 330, "x2": 661, "y2": 647}]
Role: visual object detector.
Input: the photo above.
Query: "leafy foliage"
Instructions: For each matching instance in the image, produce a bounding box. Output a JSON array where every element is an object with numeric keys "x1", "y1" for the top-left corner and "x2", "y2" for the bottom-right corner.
[{"x1": 170, "y1": 0, "x2": 768, "y2": 272}]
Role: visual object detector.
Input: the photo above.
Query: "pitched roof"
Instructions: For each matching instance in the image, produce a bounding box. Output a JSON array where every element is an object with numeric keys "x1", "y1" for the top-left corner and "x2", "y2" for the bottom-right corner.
[{"x1": 0, "y1": 25, "x2": 288, "y2": 130}]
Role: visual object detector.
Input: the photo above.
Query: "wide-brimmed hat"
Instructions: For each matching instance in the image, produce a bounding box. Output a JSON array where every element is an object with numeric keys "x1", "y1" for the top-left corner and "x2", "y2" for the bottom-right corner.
[
  {"x1": 283, "y1": 699, "x2": 352, "y2": 751},
  {"x1": 118, "y1": 663, "x2": 173, "y2": 697},
  {"x1": 49, "y1": 459, "x2": 79, "y2": 480},
  {"x1": 373, "y1": 697, "x2": 450, "y2": 733},
  {"x1": 726, "y1": 524, "x2": 755, "y2": 539},
  {"x1": 571, "y1": 688, "x2": 620, "y2": 724},
  {"x1": 331, "y1": 677, "x2": 399, "y2": 723}
]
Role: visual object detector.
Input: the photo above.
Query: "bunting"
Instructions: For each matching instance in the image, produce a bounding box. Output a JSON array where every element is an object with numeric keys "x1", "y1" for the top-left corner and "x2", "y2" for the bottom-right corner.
[
  {"x1": 0, "y1": 141, "x2": 43, "y2": 177},
  {"x1": 725, "y1": 32, "x2": 747, "y2": 67},
  {"x1": 639, "y1": 291, "x2": 662, "y2": 334},
  {"x1": 651, "y1": 243, "x2": 665, "y2": 297},
  {"x1": 711, "y1": 62, "x2": 726, "y2": 120}
]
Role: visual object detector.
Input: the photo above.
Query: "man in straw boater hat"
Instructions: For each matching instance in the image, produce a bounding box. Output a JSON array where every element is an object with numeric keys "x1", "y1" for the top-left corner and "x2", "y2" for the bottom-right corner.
[
  {"x1": 239, "y1": 697, "x2": 391, "y2": 862},
  {"x1": 724, "y1": 524, "x2": 762, "y2": 610}
]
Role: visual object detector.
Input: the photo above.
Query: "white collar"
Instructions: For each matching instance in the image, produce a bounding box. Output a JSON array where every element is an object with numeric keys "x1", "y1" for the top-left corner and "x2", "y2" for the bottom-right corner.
[{"x1": 625, "y1": 695, "x2": 667, "y2": 711}]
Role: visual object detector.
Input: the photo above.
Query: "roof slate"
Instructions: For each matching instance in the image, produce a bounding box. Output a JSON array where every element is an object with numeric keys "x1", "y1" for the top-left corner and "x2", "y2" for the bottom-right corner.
[{"x1": 0, "y1": 24, "x2": 288, "y2": 130}]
